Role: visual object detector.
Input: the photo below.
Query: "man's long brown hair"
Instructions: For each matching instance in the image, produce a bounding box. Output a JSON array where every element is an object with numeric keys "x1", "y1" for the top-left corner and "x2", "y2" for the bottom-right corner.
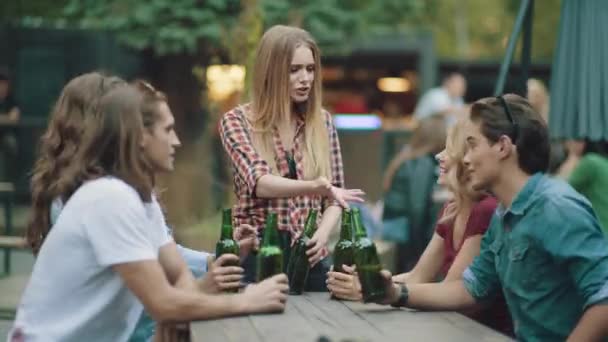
[
  {"x1": 53, "y1": 84, "x2": 154, "y2": 210},
  {"x1": 27, "y1": 72, "x2": 125, "y2": 254}
]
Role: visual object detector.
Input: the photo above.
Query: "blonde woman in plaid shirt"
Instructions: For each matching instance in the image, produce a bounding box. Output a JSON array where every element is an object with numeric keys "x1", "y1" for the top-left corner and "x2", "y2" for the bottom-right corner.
[{"x1": 220, "y1": 25, "x2": 365, "y2": 289}]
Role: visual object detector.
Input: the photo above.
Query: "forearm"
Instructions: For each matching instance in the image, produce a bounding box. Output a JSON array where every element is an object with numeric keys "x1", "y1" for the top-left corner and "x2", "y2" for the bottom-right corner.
[
  {"x1": 556, "y1": 156, "x2": 580, "y2": 179},
  {"x1": 406, "y1": 280, "x2": 477, "y2": 311},
  {"x1": 256, "y1": 174, "x2": 321, "y2": 198},
  {"x1": 152, "y1": 287, "x2": 247, "y2": 323},
  {"x1": 403, "y1": 270, "x2": 432, "y2": 284},
  {"x1": 319, "y1": 205, "x2": 341, "y2": 236},
  {"x1": 160, "y1": 243, "x2": 201, "y2": 290},
  {"x1": 174, "y1": 268, "x2": 198, "y2": 291},
  {"x1": 567, "y1": 304, "x2": 608, "y2": 341},
  {"x1": 404, "y1": 234, "x2": 445, "y2": 284}
]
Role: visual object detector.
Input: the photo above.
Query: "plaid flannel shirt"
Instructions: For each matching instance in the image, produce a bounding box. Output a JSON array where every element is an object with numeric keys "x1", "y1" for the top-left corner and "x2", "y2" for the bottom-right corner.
[{"x1": 219, "y1": 104, "x2": 345, "y2": 237}]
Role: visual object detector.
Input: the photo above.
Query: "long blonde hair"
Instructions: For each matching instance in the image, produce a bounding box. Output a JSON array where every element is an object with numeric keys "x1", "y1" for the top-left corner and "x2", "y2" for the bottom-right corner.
[
  {"x1": 249, "y1": 25, "x2": 329, "y2": 180},
  {"x1": 439, "y1": 116, "x2": 484, "y2": 224}
]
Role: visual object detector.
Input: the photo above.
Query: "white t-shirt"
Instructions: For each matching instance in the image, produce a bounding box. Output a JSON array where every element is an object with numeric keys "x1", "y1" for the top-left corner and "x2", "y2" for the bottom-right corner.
[
  {"x1": 9, "y1": 177, "x2": 172, "y2": 342},
  {"x1": 414, "y1": 87, "x2": 464, "y2": 121}
]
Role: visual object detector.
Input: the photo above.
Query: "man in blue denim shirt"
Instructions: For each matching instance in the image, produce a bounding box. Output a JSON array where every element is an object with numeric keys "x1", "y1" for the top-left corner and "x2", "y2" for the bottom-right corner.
[{"x1": 376, "y1": 94, "x2": 608, "y2": 341}]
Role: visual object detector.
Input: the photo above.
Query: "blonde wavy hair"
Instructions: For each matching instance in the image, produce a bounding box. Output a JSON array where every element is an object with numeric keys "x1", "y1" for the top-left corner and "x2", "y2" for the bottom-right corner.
[
  {"x1": 438, "y1": 116, "x2": 485, "y2": 224},
  {"x1": 248, "y1": 25, "x2": 330, "y2": 180}
]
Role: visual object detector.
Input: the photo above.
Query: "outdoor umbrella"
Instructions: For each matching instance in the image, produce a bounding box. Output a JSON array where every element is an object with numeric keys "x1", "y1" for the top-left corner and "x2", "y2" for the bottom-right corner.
[{"x1": 549, "y1": 0, "x2": 608, "y2": 140}]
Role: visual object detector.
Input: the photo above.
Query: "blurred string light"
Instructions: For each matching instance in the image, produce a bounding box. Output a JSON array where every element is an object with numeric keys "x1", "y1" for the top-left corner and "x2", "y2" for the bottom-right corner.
[
  {"x1": 377, "y1": 77, "x2": 411, "y2": 92},
  {"x1": 206, "y1": 65, "x2": 246, "y2": 102}
]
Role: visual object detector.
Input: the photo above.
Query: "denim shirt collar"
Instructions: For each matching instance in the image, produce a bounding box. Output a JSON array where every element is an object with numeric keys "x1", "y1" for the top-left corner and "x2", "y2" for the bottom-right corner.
[{"x1": 496, "y1": 173, "x2": 545, "y2": 218}]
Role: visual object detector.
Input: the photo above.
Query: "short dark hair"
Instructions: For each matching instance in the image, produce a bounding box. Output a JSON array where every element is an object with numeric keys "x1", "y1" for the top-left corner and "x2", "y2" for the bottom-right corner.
[{"x1": 470, "y1": 94, "x2": 550, "y2": 174}]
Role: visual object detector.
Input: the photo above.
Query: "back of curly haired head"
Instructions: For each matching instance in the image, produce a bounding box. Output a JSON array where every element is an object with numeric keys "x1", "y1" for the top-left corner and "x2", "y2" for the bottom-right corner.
[{"x1": 27, "y1": 72, "x2": 125, "y2": 254}]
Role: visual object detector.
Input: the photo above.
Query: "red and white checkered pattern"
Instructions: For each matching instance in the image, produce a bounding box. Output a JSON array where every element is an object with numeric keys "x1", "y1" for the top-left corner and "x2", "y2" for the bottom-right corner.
[{"x1": 219, "y1": 104, "x2": 345, "y2": 237}]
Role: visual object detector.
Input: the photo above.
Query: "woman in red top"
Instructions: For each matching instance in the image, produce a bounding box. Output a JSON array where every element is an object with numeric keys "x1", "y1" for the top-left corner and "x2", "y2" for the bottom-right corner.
[
  {"x1": 328, "y1": 116, "x2": 513, "y2": 336},
  {"x1": 220, "y1": 25, "x2": 364, "y2": 288}
]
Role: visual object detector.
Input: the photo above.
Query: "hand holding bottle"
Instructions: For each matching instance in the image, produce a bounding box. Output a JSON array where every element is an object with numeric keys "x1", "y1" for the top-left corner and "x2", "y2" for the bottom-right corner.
[
  {"x1": 199, "y1": 254, "x2": 244, "y2": 294},
  {"x1": 326, "y1": 265, "x2": 362, "y2": 301},
  {"x1": 306, "y1": 228, "x2": 330, "y2": 267},
  {"x1": 241, "y1": 274, "x2": 289, "y2": 313}
]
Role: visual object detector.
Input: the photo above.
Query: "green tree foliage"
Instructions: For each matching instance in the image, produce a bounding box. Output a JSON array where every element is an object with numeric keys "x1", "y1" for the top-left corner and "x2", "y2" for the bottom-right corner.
[
  {"x1": 59, "y1": 0, "x2": 241, "y2": 55},
  {"x1": 428, "y1": 0, "x2": 560, "y2": 61},
  {"x1": 2, "y1": 0, "x2": 561, "y2": 61},
  {"x1": 261, "y1": 0, "x2": 430, "y2": 54}
]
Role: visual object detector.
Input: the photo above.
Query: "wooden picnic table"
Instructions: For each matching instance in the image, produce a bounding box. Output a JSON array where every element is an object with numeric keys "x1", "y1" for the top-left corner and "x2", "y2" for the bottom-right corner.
[{"x1": 191, "y1": 292, "x2": 512, "y2": 341}]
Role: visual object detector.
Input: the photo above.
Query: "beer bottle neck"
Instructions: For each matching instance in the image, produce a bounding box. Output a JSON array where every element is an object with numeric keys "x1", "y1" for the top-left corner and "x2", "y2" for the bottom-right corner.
[
  {"x1": 220, "y1": 224, "x2": 233, "y2": 240},
  {"x1": 263, "y1": 213, "x2": 280, "y2": 246},
  {"x1": 302, "y1": 210, "x2": 318, "y2": 238},
  {"x1": 352, "y1": 210, "x2": 367, "y2": 239},
  {"x1": 220, "y1": 209, "x2": 233, "y2": 240},
  {"x1": 339, "y1": 210, "x2": 353, "y2": 240}
]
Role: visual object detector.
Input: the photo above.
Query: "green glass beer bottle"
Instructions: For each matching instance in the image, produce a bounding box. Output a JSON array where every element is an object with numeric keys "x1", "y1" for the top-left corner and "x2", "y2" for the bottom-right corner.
[
  {"x1": 286, "y1": 209, "x2": 318, "y2": 295},
  {"x1": 215, "y1": 209, "x2": 240, "y2": 292},
  {"x1": 352, "y1": 207, "x2": 386, "y2": 302},
  {"x1": 332, "y1": 209, "x2": 355, "y2": 274},
  {"x1": 257, "y1": 212, "x2": 284, "y2": 282}
]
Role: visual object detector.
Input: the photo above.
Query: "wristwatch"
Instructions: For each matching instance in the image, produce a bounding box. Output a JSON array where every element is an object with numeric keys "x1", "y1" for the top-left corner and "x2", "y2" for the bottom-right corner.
[{"x1": 390, "y1": 283, "x2": 409, "y2": 308}]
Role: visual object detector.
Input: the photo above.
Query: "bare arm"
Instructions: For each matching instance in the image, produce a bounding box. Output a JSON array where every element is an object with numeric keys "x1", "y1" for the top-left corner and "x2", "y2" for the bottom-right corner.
[
  {"x1": 114, "y1": 260, "x2": 245, "y2": 322},
  {"x1": 256, "y1": 175, "x2": 364, "y2": 209},
  {"x1": 556, "y1": 155, "x2": 581, "y2": 179},
  {"x1": 114, "y1": 260, "x2": 288, "y2": 323},
  {"x1": 397, "y1": 233, "x2": 445, "y2": 284},
  {"x1": 306, "y1": 205, "x2": 341, "y2": 265},
  {"x1": 256, "y1": 174, "x2": 323, "y2": 199},
  {"x1": 443, "y1": 235, "x2": 482, "y2": 282},
  {"x1": 160, "y1": 241, "x2": 245, "y2": 294},
  {"x1": 158, "y1": 242, "x2": 198, "y2": 290},
  {"x1": 391, "y1": 279, "x2": 478, "y2": 311},
  {"x1": 318, "y1": 205, "x2": 341, "y2": 236},
  {"x1": 567, "y1": 304, "x2": 608, "y2": 341}
]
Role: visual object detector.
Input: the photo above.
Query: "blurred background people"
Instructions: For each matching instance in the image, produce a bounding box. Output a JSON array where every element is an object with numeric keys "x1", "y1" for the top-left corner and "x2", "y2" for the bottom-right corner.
[
  {"x1": 0, "y1": 68, "x2": 20, "y2": 181},
  {"x1": 557, "y1": 139, "x2": 608, "y2": 234},
  {"x1": 381, "y1": 116, "x2": 446, "y2": 272},
  {"x1": 527, "y1": 78, "x2": 549, "y2": 122},
  {"x1": 414, "y1": 72, "x2": 467, "y2": 124},
  {"x1": 0, "y1": 68, "x2": 20, "y2": 123},
  {"x1": 526, "y1": 77, "x2": 566, "y2": 175}
]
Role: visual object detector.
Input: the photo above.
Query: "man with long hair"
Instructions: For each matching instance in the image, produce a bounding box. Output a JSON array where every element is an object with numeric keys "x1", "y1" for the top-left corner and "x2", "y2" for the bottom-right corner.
[
  {"x1": 26, "y1": 73, "x2": 259, "y2": 340},
  {"x1": 10, "y1": 84, "x2": 288, "y2": 341}
]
